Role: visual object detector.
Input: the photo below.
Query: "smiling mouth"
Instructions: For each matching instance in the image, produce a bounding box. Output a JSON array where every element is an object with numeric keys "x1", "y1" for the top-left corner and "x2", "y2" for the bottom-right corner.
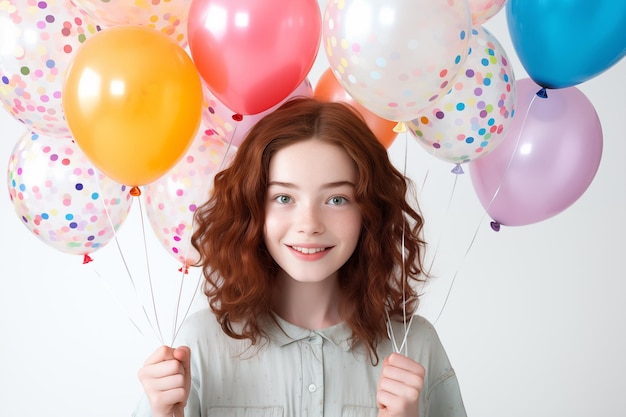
[{"x1": 289, "y1": 245, "x2": 330, "y2": 255}]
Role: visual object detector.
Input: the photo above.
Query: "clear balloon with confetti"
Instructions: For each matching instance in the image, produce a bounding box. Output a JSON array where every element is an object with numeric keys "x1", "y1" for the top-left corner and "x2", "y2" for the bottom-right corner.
[
  {"x1": 7, "y1": 132, "x2": 133, "y2": 261},
  {"x1": 144, "y1": 125, "x2": 237, "y2": 267},
  {"x1": 0, "y1": 0, "x2": 100, "y2": 137},
  {"x1": 323, "y1": 0, "x2": 472, "y2": 122},
  {"x1": 70, "y1": 0, "x2": 192, "y2": 47},
  {"x1": 407, "y1": 26, "x2": 516, "y2": 166}
]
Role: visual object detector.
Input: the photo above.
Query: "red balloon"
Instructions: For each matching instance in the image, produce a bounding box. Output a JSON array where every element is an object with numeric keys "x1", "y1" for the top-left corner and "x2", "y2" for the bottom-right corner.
[{"x1": 187, "y1": 0, "x2": 321, "y2": 115}]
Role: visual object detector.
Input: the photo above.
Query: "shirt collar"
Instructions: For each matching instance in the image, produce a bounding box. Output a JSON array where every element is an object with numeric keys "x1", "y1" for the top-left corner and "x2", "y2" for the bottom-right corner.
[{"x1": 264, "y1": 313, "x2": 353, "y2": 351}]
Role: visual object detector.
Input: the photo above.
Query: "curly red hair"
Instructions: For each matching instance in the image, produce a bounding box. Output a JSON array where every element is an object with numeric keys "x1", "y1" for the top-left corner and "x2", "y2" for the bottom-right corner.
[{"x1": 192, "y1": 97, "x2": 426, "y2": 362}]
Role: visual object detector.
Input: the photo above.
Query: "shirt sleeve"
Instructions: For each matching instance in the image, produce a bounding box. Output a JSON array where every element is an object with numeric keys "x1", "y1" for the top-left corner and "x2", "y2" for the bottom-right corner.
[
  {"x1": 400, "y1": 315, "x2": 467, "y2": 417},
  {"x1": 423, "y1": 369, "x2": 467, "y2": 417}
]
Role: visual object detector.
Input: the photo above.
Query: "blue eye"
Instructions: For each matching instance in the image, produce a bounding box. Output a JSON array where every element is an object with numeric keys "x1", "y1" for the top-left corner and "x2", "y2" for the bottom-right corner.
[
  {"x1": 328, "y1": 196, "x2": 347, "y2": 205},
  {"x1": 275, "y1": 195, "x2": 291, "y2": 204}
]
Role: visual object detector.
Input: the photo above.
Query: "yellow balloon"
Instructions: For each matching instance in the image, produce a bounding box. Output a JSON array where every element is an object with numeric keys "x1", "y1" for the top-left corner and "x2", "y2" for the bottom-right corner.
[{"x1": 63, "y1": 25, "x2": 203, "y2": 186}]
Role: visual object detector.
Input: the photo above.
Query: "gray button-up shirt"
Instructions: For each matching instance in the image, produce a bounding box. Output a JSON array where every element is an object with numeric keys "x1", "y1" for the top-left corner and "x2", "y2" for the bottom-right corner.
[{"x1": 134, "y1": 308, "x2": 466, "y2": 417}]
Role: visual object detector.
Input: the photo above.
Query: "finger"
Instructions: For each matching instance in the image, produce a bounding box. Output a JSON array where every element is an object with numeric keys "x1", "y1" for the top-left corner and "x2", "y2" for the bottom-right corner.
[
  {"x1": 173, "y1": 346, "x2": 191, "y2": 377},
  {"x1": 173, "y1": 404, "x2": 185, "y2": 417},
  {"x1": 386, "y1": 353, "x2": 425, "y2": 377},
  {"x1": 140, "y1": 359, "x2": 186, "y2": 381},
  {"x1": 148, "y1": 372, "x2": 187, "y2": 392},
  {"x1": 144, "y1": 345, "x2": 176, "y2": 366},
  {"x1": 381, "y1": 364, "x2": 424, "y2": 391}
]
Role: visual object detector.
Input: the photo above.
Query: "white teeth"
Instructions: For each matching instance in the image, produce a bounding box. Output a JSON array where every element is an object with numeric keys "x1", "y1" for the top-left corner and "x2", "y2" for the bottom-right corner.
[{"x1": 291, "y1": 246, "x2": 326, "y2": 254}]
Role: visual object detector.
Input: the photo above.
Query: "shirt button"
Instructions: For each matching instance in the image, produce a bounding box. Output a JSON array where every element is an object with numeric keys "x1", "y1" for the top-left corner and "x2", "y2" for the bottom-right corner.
[{"x1": 308, "y1": 384, "x2": 317, "y2": 393}]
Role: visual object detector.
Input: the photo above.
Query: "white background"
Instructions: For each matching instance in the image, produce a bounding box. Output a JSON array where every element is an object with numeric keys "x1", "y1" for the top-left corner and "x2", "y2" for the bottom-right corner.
[{"x1": 1, "y1": 2, "x2": 625, "y2": 416}]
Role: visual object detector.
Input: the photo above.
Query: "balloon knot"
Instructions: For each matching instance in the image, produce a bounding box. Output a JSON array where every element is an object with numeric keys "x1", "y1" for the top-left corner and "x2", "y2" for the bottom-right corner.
[
  {"x1": 178, "y1": 266, "x2": 189, "y2": 274},
  {"x1": 393, "y1": 122, "x2": 408, "y2": 133},
  {"x1": 130, "y1": 186, "x2": 141, "y2": 197},
  {"x1": 232, "y1": 113, "x2": 243, "y2": 122},
  {"x1": 490, "y1": 221, "x2": 501, "y2": 232},
  {"x1": 451, "y1": 164, "x2": 464, "y2": 175},
  {"x1": 83, "y1": 254, "x2": 94, "y2": 264},
  {"x1": 536, "y1": 88, "x2": 548, "y2": 99}
]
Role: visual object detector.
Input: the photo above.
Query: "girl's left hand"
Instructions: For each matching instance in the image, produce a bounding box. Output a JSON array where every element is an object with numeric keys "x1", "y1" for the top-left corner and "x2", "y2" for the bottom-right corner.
[{"x1": 377, "y1": 353, "x2": 425, "y2": 417}]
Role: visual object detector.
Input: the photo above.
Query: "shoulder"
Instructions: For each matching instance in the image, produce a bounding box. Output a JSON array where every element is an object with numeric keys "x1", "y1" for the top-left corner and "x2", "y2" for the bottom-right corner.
[
  {"x1": 175, "y1": 307, "x2": 221, "y2": 346},
  {"x1": 386, "y1": 315, "x2": 453, "y2": 376},
  {"x1": 388, "y1": 314, "x2": 442, "y2": 349}
]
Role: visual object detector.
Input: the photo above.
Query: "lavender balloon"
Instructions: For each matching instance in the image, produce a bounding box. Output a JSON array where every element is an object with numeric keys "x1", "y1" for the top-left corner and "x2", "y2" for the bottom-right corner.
[{"x1": 469, "y1": 78, "x2": 603, "y2": 227}]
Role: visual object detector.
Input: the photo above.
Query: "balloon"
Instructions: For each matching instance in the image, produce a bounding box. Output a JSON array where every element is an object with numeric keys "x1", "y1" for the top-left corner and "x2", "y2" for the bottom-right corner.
[
  {"x1": 7, "y1": 132, "x2": 133, "y2": 259},
  {"x1": 187, "y1": 0, "x2": 321, "y2": 115},
  {"x1": 469, "y1": 78, "x2": 603, "y2": 227},
  {"x1": 323, "y1": 0, "x2": 472, "y2": 121},
  {"x1": 63, "y1": 26, "x2": 203, "y2": 187},
  {"x1": 202, "y1": 78, "x2": 313, "y2": 148},
  {"x1": 314, "y1": 68, "x2": 398, "y2": 149},
  {"x1": 408, "y1": 27, "x2": 516, "y2": 165},
  {"x1": 469, "y1": 0, "x2": 506, "y2": 26},
  {"x1": 144, "y1": 126, "x2": 236, "y2": 266},
  {"x1": 0, "y1": 0, "x2": 100, "y2": 137},
  {"x1": 506, "y1": 0, "x2": 626, "y2": 89},
  {"x1": 69, "y1": 0, "x2": 191, "y2": 47}
]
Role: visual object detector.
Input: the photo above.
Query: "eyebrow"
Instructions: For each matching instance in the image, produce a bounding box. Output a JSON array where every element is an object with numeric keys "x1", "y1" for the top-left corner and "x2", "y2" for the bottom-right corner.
[{"x1": 267, "y1": 180, "x2": 355, "y2": 190}]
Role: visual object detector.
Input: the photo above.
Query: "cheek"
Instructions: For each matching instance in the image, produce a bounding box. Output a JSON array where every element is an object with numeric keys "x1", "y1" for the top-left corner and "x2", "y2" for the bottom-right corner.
[
  {"x1": 336, "y1": 212, "x2": 362, "y2": 239},
  {"x1": 264, "y1": 212, "x2": 284, "y2": 241}
]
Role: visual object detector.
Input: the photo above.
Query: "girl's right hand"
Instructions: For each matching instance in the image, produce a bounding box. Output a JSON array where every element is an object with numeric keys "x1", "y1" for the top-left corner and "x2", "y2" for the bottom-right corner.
[{"x1": 138, "y1": 345, "x2": 191, "y2": 417}]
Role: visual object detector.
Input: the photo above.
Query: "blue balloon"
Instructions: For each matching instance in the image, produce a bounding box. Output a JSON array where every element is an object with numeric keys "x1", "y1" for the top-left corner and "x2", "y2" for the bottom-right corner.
[{"x1": 506, "y1": 0, "x2": 626, "y2": 88}]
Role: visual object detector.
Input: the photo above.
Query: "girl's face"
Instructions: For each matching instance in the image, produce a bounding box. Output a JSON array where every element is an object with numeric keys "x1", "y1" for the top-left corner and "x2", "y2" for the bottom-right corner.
[{"x1": 264, "y1": 139, "x2": 362, "y2": 285}]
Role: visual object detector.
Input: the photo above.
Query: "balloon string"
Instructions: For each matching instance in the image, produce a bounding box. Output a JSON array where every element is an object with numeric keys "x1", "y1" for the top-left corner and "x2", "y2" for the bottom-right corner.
[
  {"x1": 92, "y1": 268, "x2": 145, "y2": 337},
  {"x1": 481, "y1": 93, "x2": 539, "y2": 228},
  {"x1": 384, "y1": 132, "x2": 411, "y2": 355},
  {"x1": 401, "y1": 132, "x2": 408, "y2": 354},
  {"x1": 432, "y1": 210, "x2": 485, "y2": 325},
  {"x1": 386, "y1": 309, "x2": 417, "y2": 354},
  {"x1": 136, "y1": 196, "x2": 165, "y2": 345},
  {"x1": 417, "y1": 147, "x2": 439, "y2": 199},
  {"x1": 171, "y1": 269, "x2": 203, "y2": 345},
  {"x1": 425, "y1": 172, "x2": 460, "y2": 276},
  {"x1": 431, "y1": 92, "x2": 541, "y2": 324},
  {"x1": 170, "y1": 123, "x2": 238, "y2": 345},
  {"x1": 95, "y1": 175, "x2": 162, "y2": 343}
]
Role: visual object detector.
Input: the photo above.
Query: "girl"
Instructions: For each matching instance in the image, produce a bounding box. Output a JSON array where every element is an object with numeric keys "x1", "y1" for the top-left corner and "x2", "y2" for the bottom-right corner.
[{"x1": 135, "y1": 98, "x2": 466, "y2": 417}]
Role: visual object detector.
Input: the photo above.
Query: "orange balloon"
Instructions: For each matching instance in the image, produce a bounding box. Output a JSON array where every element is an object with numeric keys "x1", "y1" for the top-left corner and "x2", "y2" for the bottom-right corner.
[
  {"x1": 314, "y1": 68, "x2": 398, "y2": 149},
  {"x1": 63, "y1": 26, "x2": 203, "y2": 186}
]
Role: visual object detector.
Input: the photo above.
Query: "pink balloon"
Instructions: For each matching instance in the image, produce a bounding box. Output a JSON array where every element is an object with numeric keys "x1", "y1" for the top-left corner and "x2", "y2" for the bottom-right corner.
[
  {"x1": 202, "y1": 78, "x2": 313, "y2": 148},
  {"x1": 469, "y1": 78, "x2": 603, "y2": 227},
  {"x1": 187, "y1": 0, "x2": 321, "y2": 115}
]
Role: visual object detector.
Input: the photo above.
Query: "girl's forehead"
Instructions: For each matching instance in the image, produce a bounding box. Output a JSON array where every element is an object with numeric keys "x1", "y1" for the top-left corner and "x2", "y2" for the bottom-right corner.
[{"x1": 268, "y1": 140, "x2": 356, "y2": 182}]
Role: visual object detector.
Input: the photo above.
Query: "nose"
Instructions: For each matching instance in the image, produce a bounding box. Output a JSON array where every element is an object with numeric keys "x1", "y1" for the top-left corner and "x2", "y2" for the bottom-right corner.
[{"x1": 296, "y1": 203, "x2": 325, "y2": 235}]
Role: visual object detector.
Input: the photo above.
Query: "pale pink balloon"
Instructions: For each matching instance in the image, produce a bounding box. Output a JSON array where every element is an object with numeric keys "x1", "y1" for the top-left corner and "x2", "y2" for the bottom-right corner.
[{"x1": 469, "y1": 78, "x2": 603, "y2": 227}]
